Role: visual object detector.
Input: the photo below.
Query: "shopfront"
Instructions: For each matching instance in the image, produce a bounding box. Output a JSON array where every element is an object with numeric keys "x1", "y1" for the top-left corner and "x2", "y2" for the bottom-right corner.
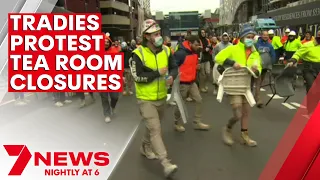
[{"x1": 258, "y1": 1, "x2": 320, "y2": 36}]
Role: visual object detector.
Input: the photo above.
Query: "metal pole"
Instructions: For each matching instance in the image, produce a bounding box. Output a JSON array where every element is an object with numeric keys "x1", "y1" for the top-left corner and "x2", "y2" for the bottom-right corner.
[
  {"x1": 129, "y1": 1, "x2": 134, "y2": 40},
  {"x1": 84, "y1": 0, "x2": 88, "y2": 12}
]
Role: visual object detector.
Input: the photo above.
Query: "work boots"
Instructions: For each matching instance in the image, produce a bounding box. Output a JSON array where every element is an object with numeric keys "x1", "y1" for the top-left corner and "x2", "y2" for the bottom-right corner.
[
  {"x1": 174, "y1": 122, "x2": 210, "y2": 132},
  {"x1": 241, "y1": 131, "x2": 257, "y2": 147},
  {"x1": 174, "y1": 124, "x2": 186, "y2": 132},
  {"x1": 222, "y1": 126, "x2": 257, "y2": 147},
  {"x1": 140, "y1": 144, "x2": 177, "y2": 178},
  {"x1": 193, "y1": 122, "x2": 210, "y2": 130},
  {"x1": 222, "y1": 126, "x2": 234, "y2": 146},
  {"x1": 255, "y1": 95, "x2": 264, "y2": 108},
  {"x1": 161, "y1": 159, "x2": 178, "y2": 178}
]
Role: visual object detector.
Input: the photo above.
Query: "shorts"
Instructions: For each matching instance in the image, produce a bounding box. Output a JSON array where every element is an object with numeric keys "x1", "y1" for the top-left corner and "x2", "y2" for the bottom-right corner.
[{"x1": 229, "y1": 95, "x2": 248, "y2": 105}]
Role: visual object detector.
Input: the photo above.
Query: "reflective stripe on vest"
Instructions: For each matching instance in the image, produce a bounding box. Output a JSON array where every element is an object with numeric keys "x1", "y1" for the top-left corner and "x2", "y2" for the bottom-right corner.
[{"x1": 133, "y1": 46, "x2": 169, "y2": 101}]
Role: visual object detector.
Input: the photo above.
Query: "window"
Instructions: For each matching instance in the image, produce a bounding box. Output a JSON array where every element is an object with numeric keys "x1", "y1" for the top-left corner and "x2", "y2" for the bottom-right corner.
[
  {"x1": 100, "y1": 8, "x2": 130, "y2": 17},
  {"x1": 96, "y1": 0, "x2": 99, "y2": 8},
  {"x1": 169, "y1": 14, "x2": 199, "y2": 29}
]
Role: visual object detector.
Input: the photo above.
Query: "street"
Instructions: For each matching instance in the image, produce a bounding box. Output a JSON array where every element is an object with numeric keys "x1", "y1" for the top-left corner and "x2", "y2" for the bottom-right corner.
[
  {"x1": 0, "y1": 85, "x2": 307, "y2": 180},
  {"x1": 108, "y1": 85, "x2": 307, "y2": 180}
]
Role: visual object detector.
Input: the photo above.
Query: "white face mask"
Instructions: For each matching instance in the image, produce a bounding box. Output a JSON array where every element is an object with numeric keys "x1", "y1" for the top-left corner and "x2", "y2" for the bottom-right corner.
[
  {"x1": 244, "y1": 38, "x2": 254, "y2": 47},
  {"x1": 153, "y1": 36, "x2": 163, "y2": 47}
]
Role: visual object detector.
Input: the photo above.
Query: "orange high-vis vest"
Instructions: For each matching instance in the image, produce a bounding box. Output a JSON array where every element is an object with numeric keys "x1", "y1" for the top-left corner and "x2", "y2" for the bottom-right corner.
[{"x1": 179, "y1": 41, "x2": 198, "y2": 82}]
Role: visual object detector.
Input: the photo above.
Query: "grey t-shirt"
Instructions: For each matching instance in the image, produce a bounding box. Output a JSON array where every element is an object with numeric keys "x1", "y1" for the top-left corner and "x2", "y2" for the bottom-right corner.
[{"x1": 213, "y1": 42, "x2": 232, "y2": 61}]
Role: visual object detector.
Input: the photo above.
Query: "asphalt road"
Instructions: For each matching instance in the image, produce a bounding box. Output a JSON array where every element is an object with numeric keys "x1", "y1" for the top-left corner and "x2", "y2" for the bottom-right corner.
[
  {"x1": 108, "y1": 85, "x2": 307, "y2": 180},
  {"x1": 0, "y1": 84, "x2": 307, "y2": 180},
  {"x1": 0, "y1": 92, "x2": 143, "y2": 179}
]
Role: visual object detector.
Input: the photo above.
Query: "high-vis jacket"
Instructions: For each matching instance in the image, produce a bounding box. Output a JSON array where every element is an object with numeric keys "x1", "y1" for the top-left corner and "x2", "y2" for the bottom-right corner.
[
  {"x1": 215, "y1": 42, "x2": 262, "y2": 74},
  {"x1": 292, "y1": 41, "x2": 320, "y2": 63},
  {"x1": 269, "y1": 36, "x2": 283, "y2": 50},
  {"x1": 175, "y1": 41, "x2": 198, "y2": 83},
  {"x1": 284, "y1": 39, "x2": 302, "y2": 60},
  {"x1": 284, "y1": 39, "x2": 302, "y2": 52},
  {"x1": 301, "y1": 37, "x2": 314, "y2": 44},
  {"x1": 130, "y1": 45, "x2": 178, "y2": 101}
]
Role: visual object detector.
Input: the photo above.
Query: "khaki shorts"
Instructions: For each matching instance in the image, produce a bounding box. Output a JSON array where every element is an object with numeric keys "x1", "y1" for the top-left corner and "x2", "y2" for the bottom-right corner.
[{"x1": 229, "y1": 95, "x2": 248, "y2": 105}]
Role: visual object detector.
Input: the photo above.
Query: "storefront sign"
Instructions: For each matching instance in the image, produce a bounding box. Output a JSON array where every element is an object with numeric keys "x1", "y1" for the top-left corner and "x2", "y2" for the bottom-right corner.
[
  {"x1": 258, "y1": 1, "x2": 320, "y2": 26},
  {"x1": 273, "y1": 8, "x2": 320, "y2": 21}
]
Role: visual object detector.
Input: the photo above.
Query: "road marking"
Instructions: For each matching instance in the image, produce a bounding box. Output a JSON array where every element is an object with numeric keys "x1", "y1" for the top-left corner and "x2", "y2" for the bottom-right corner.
[
  {"x1": 290, "y1": 102, "x2": 306, "y2": 109},
  {"x1": 282, "y1": 103, "x2": 296, "y2": 109},
  {"x1": 267, "y1": 94, "x2": 284, "y2": 99},
  {"x1": 260, "y1": 88, "x2": 266, "y2": 91},
  {"x1": 0, "y1": 93, "x2": 34, "y2": 107}
]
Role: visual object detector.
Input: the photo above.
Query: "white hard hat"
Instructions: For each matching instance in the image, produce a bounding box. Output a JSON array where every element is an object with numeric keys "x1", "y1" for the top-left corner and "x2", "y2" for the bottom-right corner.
[
  {"x1": 142, "y1": 19, "x2": 161, "y2": 34},
  {"x1": 222, "y1": 32, "x2": 229, "y2": 37},
  {"x1": 121, "y1": 42, "x2": 127, "y2": 48},
  {"x1": 288, "y1": 31, "x2": 296, "y2": 36},
  {"x1": 285, "y1": 28, "x2": 290, "y2": 33},
  {"x1": 268, "y1": 30, "x2": 274, "y2": 35}
]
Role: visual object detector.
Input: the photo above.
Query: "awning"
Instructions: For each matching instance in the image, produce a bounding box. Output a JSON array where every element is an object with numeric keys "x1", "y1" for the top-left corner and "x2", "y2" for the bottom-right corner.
[
  {"x1": 51, "y1": 6, "x2": 73, "y2": 13},
  {"x1": 268, "y1": 0, "x2": 282, "y2": 4}
]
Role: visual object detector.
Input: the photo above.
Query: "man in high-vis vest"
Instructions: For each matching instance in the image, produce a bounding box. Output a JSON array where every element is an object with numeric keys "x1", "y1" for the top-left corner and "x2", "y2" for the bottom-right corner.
[
  {"x1": 281, "y1": 28, "x2": 291, "y2": 44},
  {"x1": 129, "y1": 19, "x2": 178, "y2": 178},
  {"x1": 268, "y1": 29, "x2": 283, "y2": 64},
  {"x1": 287, "y1": 30, "x2": 320, "y2": 115},
  {"x1": 284, "y1": 31, "x2": 302, "y2": 61}
]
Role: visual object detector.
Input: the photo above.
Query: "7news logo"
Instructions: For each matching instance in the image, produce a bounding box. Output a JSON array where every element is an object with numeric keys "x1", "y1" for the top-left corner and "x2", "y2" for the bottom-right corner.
[{"x1": 3, "y1": 145, "x2": 110, "y2": 176}]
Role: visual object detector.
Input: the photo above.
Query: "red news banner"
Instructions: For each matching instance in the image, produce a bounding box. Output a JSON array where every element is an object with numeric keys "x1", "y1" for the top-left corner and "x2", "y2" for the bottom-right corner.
[{"x1": 8, "y1": 13, "x2": 124, "y2": 92}]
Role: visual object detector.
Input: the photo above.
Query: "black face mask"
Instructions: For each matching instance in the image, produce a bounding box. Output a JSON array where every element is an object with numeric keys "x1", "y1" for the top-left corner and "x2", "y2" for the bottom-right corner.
[
  {"x1": 315, "y1": 37, "x2": 320, "y2": 44},
  {"x1": 166, "y1": 43, "x2": 171, "y2": 47}
]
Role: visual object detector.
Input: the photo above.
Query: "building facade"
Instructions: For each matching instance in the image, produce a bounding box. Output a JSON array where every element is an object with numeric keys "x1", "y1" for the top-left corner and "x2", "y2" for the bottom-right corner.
[
  {"x1": 219, "y1": 0, "x2": 246, "y2": 25},
  {"x1": 65, "y1": 0, "x2": 100, "y2": 13},
  {"x1": 201, "y1": 9, "x2": 220, "y2": 35},
  {"x1": 168, "y1": 11, "x2": 200, "y2": 40},
  {"x1": 258, "y1": 0, "x2": 320, "y2": 36},
  {"x1": 137, "y1": 4, "x2": 145, "y2": 36},
  {"x1": 219, "y1": 0, "x2": 320, "y2": 35},
  {"x1": 95, "y1": 0, "x2": 144, "y2": 40},
  {"x1": 143, "y1": 0, "x2": 152, "y2": 18},
  {"x1": 99, "y1": 0, "x2": 131, "y2": 40}
]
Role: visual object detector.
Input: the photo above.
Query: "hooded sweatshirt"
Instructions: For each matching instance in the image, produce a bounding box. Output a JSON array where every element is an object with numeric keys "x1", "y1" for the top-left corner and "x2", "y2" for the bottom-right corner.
[
  {"x1": 105, "y1": 39, "x2": 119, "y2": 54},
  {"x1": 255, "y1": 38, "x2": 276, "y2": 64},
  {"x1": 175, "y1": 40, "x2": 199, "y2": 83},
  {"x1": 198, "y1": 30, "x2": 212, "y2": 63},
  {"x1": 213, "y1": 41, "x2": 232, "y2": 61},
  {"x1": 121, "y1": 48, "x2": 132, "y2": 69}
]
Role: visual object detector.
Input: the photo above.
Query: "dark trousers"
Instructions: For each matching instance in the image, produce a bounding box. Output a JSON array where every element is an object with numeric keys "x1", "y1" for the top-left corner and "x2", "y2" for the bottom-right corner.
[
  {"x1": 100, "y1": 92, "x2": 119, "y2": 117},
  {"x1": 284, "y1": 51, "x2": 295, "y2": 61},
  {"x1": 275, "y1": 48, "x2": 282, "y2": 64},
  {"x1": 53, "y1": 92, "x2": 66, "y2": 103},
  {"x1": 77, "y1": 92, "x2": 93, "y2": 100},
  {"x1": 167, "y1": 86, "x2": 172, "y2": 94},
  {"x1": 302, "y1": 62, "x2": 320, "y2": 114}
]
